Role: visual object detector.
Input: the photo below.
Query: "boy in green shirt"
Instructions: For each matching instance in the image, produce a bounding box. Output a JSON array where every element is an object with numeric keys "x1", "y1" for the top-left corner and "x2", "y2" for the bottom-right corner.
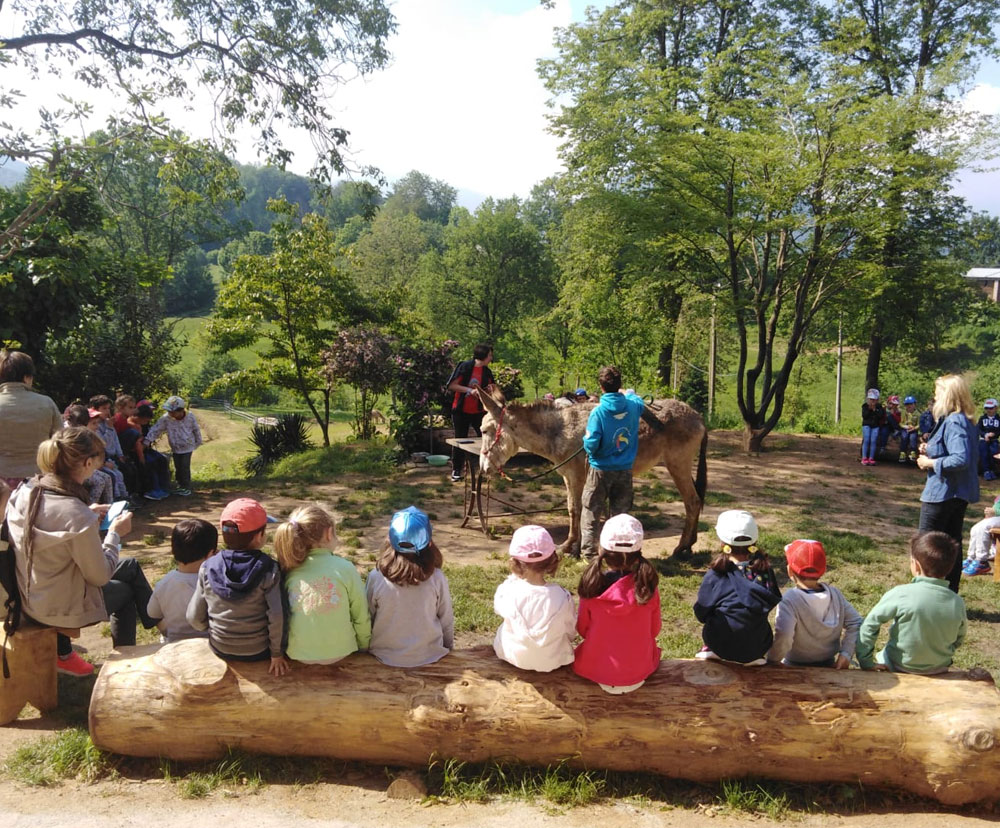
[{"x1": 857, "y1": 531, "x2": 966, "y2": 674}]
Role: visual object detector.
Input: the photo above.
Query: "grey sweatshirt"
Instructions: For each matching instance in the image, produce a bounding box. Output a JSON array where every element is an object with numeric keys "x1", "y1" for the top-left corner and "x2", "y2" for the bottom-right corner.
[
  {"x1": 767, "y1": 584, "x2": 862, "y2": 665},
  {"x1": 366, "y1": 567, "x2": 454, "y2": 667}
]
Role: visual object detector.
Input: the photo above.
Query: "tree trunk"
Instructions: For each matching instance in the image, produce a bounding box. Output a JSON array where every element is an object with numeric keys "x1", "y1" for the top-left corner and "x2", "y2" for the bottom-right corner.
[
  {"x1": 742, "y1": 424, "x2": 766, "y2": 453},
  {"x1": 89, "y1": 640, "x2": 1000, "y2": 805},
  {"x1": 866, "y1": 327, "x2": 883, "y2": 393}
]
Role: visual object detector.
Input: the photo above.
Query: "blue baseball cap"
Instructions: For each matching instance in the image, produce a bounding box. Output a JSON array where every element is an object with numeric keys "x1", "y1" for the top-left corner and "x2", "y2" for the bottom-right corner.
[
  {"x1": 388, "y1": 506, "x2": 431, "y2": 554},
  {"x1": 575, "y1": 387, "x2": 588, "y2": 396},
  {"x1": 904, "y1": 395, "x2": 916, "y2": 405}
]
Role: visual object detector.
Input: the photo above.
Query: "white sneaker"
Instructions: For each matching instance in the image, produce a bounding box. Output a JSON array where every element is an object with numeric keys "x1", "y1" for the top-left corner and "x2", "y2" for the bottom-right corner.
[
  {"x1": 695, "y1": 647, "x2": 720, "y2": 660},
  {"x1": 743, "y1": 657, "x2": 767, "y2": 666}
]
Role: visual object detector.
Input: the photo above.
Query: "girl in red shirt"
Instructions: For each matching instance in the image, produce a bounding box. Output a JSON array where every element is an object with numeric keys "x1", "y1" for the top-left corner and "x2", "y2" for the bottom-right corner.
[{"x1": 573, "y1": 513, "x2": 661, "y2": 693}]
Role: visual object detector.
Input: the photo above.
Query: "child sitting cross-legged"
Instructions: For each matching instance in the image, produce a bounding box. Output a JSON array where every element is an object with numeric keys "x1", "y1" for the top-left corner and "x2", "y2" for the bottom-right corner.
[
  {"x1": 856, "y1": 531, "x2": 967, "y2": 674},
  {"x1": 147, "y1": 519, "x2": 217, "y2": 642},
  {"x1": 366, "y1": 506, "x2": 454, "y2": 667},
  {"x1": 275, "y1": 505, "x2": 371, "y2": 665},
  {"x1": 493, "y1": 525, "x2": 576, "y2": 672},
  {"x1": 573, "y1": 514, "x2": 661, "y2": 694},
  {"x1": 186, "y1": 498, "x2": 289, "y2": 676},
  {"x1": 766, "y1": 539, "x2": 862, "y2": 668},
  {"x1": 694, "y1": 510, "x2": 781, "y2": 665}
]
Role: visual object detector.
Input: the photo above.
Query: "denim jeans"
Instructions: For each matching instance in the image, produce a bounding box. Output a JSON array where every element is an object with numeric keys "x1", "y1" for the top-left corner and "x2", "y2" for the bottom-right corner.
[
  {"x1": 918, "y1": 497, "x2": 968, "y2": 593},
  {"x1": 978, "y1": 439, "x2": 998, "y2": 475},
  {"x1": 861, "y1": 425, "x2": 878, "y2": 460}
]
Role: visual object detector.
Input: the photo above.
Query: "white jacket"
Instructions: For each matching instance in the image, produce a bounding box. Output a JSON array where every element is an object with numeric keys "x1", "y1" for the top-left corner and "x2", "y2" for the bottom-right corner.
[
  {"x1": 145, "y1": 411, "x2": 203, "y2": 454},
  {"x1": 493, "y1": 575, "x2": 576, "y2": 672}
]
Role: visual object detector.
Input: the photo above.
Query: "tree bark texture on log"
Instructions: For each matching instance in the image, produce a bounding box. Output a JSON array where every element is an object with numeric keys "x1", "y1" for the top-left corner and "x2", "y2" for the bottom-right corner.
[{"x1": 89, "y1": 640, "x2": 1000, "y2": 805}]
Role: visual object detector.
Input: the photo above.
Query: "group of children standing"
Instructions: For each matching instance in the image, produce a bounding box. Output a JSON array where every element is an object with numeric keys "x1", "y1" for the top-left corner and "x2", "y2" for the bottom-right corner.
[
  {"x1": 62, "y1": 394, "x2": 203, "y2": 504},
  {"x1": 146, "y1": 495, "x2": 967, "y2": 687}
]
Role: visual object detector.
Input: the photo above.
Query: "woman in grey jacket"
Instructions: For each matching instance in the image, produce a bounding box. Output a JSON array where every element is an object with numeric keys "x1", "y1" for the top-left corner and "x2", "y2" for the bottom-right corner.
[{"x1": 6, "y1": 427, "x2": 155, "y2": 676}]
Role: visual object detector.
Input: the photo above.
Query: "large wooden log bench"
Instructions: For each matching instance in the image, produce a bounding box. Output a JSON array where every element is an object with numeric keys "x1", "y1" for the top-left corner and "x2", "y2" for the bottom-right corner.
[
  {"x1": 1, "y1": 623, "x2": 81, "y2": 725},
  {"x1": 89, "y1": 639, "x2": 1000, "y2": 805}
]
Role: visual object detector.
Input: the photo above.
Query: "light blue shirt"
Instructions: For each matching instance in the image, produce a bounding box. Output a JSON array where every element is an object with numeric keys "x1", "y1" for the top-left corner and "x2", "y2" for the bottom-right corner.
[{"x1": 920, "y1": 412, "x2": 979, "y2": 505}]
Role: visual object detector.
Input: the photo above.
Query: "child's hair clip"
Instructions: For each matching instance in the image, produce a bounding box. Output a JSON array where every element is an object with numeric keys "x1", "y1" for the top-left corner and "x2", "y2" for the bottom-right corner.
[
  {"x1": 722, "y1": 544, "x2": 732, "y2": 554},
  {"x1": 748, "y1": 544, "x2": 758, "y2": 554}
]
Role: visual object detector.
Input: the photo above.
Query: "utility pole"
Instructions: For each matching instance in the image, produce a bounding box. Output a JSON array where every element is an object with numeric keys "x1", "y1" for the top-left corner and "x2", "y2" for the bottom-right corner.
[
  {"x1": 834, "y1": 312, "x2": 843, "y2": 424},
  {"x1": 708, "y1": 297, "x2": 716, "y2": 419}
]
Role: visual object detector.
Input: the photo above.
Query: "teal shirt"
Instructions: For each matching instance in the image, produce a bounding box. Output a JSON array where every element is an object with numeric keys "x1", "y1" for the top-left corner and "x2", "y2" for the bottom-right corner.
[
  {"x1": 856, "y1": 576, "x2": 966, "y2": 674},
  {"x1": 284, "y1": 549, "x2": 372, "y2": 663}
]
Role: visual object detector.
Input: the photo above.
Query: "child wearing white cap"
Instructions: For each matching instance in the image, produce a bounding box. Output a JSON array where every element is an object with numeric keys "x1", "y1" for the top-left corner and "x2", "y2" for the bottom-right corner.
[
  {"x1": 694, "y1": 510, "x2": 781, "y2": 665},
  {"x1": 493, "y1": 525, "x2": 576, "y2": 672},
  {"x1": 860, "y1": 389, "x2": 884, "y2": 466},
  {"x1": 573, "y1": 514, "x2": 661, "y2": 693},
  {"x1": 144, "y1": 395, "x2": 203, "y2": 496}
]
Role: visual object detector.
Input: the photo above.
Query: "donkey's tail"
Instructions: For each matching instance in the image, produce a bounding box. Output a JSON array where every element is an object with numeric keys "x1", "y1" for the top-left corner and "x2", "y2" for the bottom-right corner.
[{"x1": 695, "y1": 428, "x2": 708, "y2": 501}]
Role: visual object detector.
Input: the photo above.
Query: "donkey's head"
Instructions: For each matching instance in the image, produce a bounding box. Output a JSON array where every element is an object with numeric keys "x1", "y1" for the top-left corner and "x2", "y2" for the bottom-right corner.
[{"x1": 477, "y1": 386, "x2": 519, "y2": 477}]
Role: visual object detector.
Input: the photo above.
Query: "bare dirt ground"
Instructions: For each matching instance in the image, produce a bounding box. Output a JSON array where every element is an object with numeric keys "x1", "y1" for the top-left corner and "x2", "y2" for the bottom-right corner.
[{"x1": 3, "y1": 429, "x2": 1000, "y2": 826}]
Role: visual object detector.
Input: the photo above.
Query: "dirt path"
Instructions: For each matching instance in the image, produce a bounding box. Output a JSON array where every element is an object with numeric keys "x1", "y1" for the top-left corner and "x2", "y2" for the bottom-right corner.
[{"x1": 3, "y1": 429, "x2": 1000, "y2": 825}]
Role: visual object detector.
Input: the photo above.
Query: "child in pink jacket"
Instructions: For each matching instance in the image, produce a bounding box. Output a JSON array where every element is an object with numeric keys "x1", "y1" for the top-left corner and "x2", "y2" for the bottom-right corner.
[{"x1": 573, "y1": 514, "x2": 661, "y2": 693}]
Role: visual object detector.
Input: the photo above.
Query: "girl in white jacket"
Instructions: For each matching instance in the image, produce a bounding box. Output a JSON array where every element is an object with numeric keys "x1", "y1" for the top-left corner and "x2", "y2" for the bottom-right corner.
[{"x1": 493, "y1": 525, "x2": 576, "y2": 672}]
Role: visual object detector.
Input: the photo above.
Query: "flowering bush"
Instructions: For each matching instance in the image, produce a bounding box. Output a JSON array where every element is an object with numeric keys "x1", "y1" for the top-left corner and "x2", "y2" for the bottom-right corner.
[
  {"x1": 321, "y1": 328, "x2": 396, "y2": 440},
  {"x1": 390, "y1": 339, "x2": 459, "y2": 451}
]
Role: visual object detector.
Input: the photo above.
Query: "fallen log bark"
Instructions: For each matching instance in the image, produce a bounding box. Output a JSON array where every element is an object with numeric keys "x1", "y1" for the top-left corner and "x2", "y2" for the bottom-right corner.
[{"x1": 89, "y1": 640, "x2": 1000, "y2": 805}]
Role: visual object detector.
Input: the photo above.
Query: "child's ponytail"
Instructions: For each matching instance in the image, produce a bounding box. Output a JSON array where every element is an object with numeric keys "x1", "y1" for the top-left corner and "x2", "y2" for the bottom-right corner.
[
  {"x1": 630, "y1": 553, "x2": 659, "y2": 605},
  {"x1": 274, "y1": 505, "x2": 336, "y2": 571},
  {"x1": 577, "y1": 550, "x2": 608, "y2": 600}
]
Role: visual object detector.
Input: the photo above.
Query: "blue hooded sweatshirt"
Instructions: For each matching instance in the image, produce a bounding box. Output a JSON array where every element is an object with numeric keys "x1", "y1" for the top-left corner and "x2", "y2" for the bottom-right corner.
[{"x1": 583, "y1": 391, "x2": 644, "y2": 471}]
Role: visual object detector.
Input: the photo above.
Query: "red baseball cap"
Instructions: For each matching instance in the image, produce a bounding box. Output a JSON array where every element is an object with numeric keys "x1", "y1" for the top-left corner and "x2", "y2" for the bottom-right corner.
[
  {"x1": 784, "y1": 539, "x2": 826, "y2": 578},
  {"x1": 220, "y1": 498, "x2": 271, "y2": 534}
]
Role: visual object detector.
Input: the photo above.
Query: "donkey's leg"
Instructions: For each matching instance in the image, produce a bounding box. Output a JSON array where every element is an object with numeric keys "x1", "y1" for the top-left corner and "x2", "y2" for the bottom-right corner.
[
  {"x1": 665, "y1": 444, "x2": 703, "y2": 558},
  {"x1": 559, "y1": 469, "x2": 583, "y2": 558}
]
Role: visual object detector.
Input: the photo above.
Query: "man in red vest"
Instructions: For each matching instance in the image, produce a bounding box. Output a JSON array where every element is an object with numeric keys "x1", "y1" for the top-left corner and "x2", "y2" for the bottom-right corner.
[{"x1": 446, "y1": 344, "x2": 496, "y2": 482}]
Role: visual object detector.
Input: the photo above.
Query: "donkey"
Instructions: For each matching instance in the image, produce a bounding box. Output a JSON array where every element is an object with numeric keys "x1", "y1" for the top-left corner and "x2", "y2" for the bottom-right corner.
[{"x1": 476, "y1": 388, "x2": 708, "y2": 557}]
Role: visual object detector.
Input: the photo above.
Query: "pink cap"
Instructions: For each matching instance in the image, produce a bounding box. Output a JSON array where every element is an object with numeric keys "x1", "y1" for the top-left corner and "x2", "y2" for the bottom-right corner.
[
  {"x1": 87, "y1": 408, "x2": 102, "y2": 419},
  {"x1": 220, "y1": 498, "x2": 269, "y2": 534},
  {"x1": 509, "y1": 525, "x2": 555, "y2": 562}
]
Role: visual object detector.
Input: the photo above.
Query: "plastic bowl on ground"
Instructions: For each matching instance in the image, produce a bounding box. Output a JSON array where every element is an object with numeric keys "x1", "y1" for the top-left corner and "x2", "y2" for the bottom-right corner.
[{"x1": 426, "y1": 454, "x2": 450, "y2": 467}]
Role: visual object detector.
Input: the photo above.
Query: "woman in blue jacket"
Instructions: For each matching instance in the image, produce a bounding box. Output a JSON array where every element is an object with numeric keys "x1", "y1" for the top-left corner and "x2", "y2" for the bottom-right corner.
[{"x1": 916, "y1": 374, "x2": 979, "y2": 593}]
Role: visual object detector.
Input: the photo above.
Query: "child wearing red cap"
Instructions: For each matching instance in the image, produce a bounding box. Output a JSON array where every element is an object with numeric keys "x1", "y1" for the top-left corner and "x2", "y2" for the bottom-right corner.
[
  {"x1": 493, "y1": 525, "x2": 576, "y2": 672},
  {"x1": 186, "y1": 497, "x2": 288, "y2": 676},
  {"x1": 767, "y1": 539, "x2": 862, "y2": 668}
]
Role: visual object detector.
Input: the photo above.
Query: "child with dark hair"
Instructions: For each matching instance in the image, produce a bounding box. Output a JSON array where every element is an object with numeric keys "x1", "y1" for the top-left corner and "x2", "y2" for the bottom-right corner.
[
  {"x1": 366, "y1": 506, "x2": 454, "y2": 667},
  {"x1": 856, "y1": 531, "x2": 966, "y2": 674},
  {"x1": 493, "y1": 525, "x2": 576, "y2": 672},
  {"x1": 573, "y1": 514, "x2": 661, "y2": 694},
  {"x1": 186, "y1": 498, "x2": 288, "y2": 676},
  {"x1": 120, "y1": 404, "x2": 170, "y2": 500},
  {"x1": 147, "y1": 519, "x2": 218, "y2": 642},
  {"x1": 112, "y1": 394, "x2": 136, "y2": 435},
  {"x1": 694, "y1": 510, "x2": 781, "y2": 665},
  {"x1": 446, "y1": 344, "x2": 496, "y2": 482}
]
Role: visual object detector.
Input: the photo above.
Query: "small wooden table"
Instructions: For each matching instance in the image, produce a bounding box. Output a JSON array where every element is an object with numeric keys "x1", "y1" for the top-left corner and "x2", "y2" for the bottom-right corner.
[
  {"x1": 987, "y1": 527, "x2": 1000, "y2": 582},
  {"x1": 445, "y1": 437, "x2": 560, "y2": 536}
]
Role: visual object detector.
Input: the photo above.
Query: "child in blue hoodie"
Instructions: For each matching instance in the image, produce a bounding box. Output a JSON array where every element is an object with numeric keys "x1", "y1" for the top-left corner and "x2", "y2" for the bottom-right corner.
[
  {"x1": 693, "y1": 510, "x2": 781, "y2": 665},
  {"x1": 580, "y1": 365, "x2": 645, "y2": 559},
  {"x1": 187, "y1": 497, "x2": 289, "y2": 676}
]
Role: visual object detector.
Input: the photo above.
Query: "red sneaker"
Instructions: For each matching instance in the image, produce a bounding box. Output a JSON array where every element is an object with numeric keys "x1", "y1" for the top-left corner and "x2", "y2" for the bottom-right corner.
[{"x1": 56, "y1": 652, "x2": 94, "y2": 677}]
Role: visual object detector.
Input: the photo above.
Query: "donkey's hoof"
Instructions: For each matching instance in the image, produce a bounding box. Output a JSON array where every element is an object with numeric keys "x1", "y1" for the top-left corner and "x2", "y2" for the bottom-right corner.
[{"x1": 672, "y1": 546, "x2": 693, "y2": 560}]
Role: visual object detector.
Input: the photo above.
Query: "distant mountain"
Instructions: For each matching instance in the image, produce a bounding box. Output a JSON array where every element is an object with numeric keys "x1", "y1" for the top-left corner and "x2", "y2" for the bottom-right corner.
[{"x1": 0, "y1": 158, "x2": 29, "y2": 189}]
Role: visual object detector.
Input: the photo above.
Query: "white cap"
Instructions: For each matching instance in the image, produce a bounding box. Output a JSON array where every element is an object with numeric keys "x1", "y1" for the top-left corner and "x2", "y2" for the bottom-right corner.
[
  {"x1": 715, "y1": 510, "x2": 759, "y2": 546},
  {"x1": 866, "y1": 388, "x2": 880, "y2": 400},
  {"x1": 508, "y1": 525, "x2": 556, "y2": 562},
  {"x1": 600, "y1": 513, "x2": 644, "y2": 553}
]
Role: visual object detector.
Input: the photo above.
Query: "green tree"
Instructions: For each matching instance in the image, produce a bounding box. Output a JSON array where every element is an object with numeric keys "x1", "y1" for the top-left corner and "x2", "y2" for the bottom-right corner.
[
  {"x1": 383, "y1": 171, "x2": 457, "y2": 225},
  {"x1": 207, "y1": 199, "x2": 386, "y2": 444},
  {"x1": 422, "y1": 198, "x2": 555, "y2": 349},
  {"x1": 0, "y1": 0, "x2": 396, "y2": 252}
]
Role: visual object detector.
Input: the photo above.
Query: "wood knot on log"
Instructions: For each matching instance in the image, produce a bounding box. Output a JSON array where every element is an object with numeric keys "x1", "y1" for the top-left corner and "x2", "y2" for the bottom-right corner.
[{"x1": 961, "y1": 728, "x2": 996, "y2": 752}]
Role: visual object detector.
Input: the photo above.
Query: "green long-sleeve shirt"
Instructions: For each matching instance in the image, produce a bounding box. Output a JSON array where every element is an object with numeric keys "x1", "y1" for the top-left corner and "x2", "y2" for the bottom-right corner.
[
  {"x1": 856, "y1": 576, "x2": 966, "y2": 674},
  {"x1": 284, "y1": 549, "x2": 371, "y2": 663}
]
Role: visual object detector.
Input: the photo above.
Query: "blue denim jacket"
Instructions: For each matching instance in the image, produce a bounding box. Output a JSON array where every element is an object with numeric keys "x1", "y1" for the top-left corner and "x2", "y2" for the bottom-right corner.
[{"x1": 920, "y1": 412, "x2": 980, "y2": 505}]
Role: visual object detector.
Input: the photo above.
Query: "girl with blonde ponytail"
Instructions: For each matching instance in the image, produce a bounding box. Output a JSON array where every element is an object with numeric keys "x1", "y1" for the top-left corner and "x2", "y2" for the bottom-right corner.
[
  {"x1": 276, "y1": 505, "x2": 371, "y2": 664},
  {"x1": 6, "y1": 427, "x2": 156, "y2": 677}
]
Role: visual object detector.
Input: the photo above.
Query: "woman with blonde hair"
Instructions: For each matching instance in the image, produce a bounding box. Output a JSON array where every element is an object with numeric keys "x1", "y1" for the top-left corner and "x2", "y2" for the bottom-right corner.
[
  {"x1": 916, "y1": 374, "x2": 979, "y2": 592},
  {"x1": 5, "y1": 427, "x2": 156, "y2": 676}
]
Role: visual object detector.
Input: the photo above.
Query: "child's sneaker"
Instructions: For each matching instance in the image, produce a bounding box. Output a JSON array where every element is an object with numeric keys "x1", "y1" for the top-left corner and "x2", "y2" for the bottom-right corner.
[
  {"x1": 986, "y1": 471, "x2": 997, "y2": 481},
  {"x1": 963, "y1": 559, "x2": 991, "y2": 577},
  {"x1": 898, "y1": 454, "x2": 907, "y2": 463},
  {"x1": 695, "y1": 646, "x2": 720, "y2": 660},
  {"x1": 743, "y1": 657, "x2": 767, "y2": 666},
  {"x1": 56, "y1": 652, "x2": 94, "y2": 677},
  {"x1": 172, "y1": 487, "x2": 193, "y2": 497},
  {"x1": 908, "y1": 452, "x2": 918, "y2": 462},
  {"x1": 450, "y1": 471, "x2": 462, "y2": 482}
]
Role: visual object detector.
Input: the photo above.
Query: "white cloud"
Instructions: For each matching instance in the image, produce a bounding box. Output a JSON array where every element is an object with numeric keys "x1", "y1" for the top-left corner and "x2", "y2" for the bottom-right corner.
[{"x1": 962, "y1": 83, "x2": 1000, "y2": 116}]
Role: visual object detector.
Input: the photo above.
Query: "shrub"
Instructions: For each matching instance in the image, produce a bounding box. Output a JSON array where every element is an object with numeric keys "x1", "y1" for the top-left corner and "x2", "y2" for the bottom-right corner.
[{"x1": 243, "y1": 412, "x2": 313, "y2": 477}]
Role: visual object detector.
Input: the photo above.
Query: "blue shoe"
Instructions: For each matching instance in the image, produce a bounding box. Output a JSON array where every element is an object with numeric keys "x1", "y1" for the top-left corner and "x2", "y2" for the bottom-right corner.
[
  {"x1": 986, "y1": 471, "x2": 996, "y2": 481},
  {"x1": 964, "y1": 559, "x2": 991, "y2": 577}
]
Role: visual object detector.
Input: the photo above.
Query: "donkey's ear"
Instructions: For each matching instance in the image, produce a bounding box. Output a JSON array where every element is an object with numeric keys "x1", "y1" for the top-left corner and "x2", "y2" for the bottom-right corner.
[{"x1": 477, "y1": 385, "x2": 504, "y2": 419}]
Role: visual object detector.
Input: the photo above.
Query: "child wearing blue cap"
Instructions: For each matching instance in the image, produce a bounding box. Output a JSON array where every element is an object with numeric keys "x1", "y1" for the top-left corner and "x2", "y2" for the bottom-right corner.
[{"x1": 366, "y1": 506, "x2": 454, "y2": 667}]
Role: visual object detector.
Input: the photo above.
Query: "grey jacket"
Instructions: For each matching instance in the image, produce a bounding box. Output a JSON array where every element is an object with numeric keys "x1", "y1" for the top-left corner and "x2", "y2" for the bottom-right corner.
[
  {"x1": 767, "y1": 584, "x2": 863, "y2": 665},
  {"x1": 6, "y1": 481, "x2": 120, "y2": 628},
  {"x1": 0, "y1": 382, "x2": 63, "y2": 479},
  {"x1": 186, "y1": 549, "x2": 285, "y2": 658}
]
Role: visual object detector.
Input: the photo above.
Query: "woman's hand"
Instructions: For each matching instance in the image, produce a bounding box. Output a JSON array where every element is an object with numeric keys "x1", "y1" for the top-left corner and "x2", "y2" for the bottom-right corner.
[
  {"x1": 89, "y1": 503, "x2": 110, "y2": 517},
  {"x1": 916, "y1": 455, "x2": 935, "y2": 472},
  {"x1": 109, "y1": 511, "x2": 132, "y2": 536}
]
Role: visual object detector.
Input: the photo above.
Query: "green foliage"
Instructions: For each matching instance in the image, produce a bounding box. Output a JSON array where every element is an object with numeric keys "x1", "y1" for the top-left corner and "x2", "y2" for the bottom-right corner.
[
  {"x1": 265, "y1": 440, "x2": 396, "y2": 482},
  {"x1": 3, "y1": 728, "x2": 110, "y2": 786},
  {"x1": 718, "y1": 779, "x2": 790, "y2": 820},
  {"x1": 432, "y1": 758, "x2": 604, "y2": 807},
  {"x1": 244, "y1": 413, "x2": 312, "y2": 477},
  {"x1": 390, "y1": 338, "x2": 460, "y2": 452},
  {"x1": 383, "y1": 170, "x2": 457, "y2": 225},
  {"x1": 163, "y1": 246, "x2": 216, "y2": 314},
  {"x1": 209, "y1": 199, "x2": 391, "y2": 444}
]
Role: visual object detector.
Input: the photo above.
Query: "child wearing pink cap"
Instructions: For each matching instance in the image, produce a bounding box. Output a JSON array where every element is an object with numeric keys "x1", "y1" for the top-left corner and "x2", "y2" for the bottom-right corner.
[
  {"x1": 573, "y1": 514, "x2": 661, "y2": 693},
  {"x1": 767, "y1": 539, "x2": 862, "y2": 668},
  {"x1": 493, "y1": 525, "x2": 576, "y2": 672}
]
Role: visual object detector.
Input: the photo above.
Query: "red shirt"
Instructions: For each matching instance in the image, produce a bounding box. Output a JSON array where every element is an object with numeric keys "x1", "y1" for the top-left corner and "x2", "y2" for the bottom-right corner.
[
  {"x1": 573, "y1": 574, "x2": 662, "y2": 686},
  {"x1": 113, "y1": 412, "x2": 130, "y2": 434},
  {"x1": 460, "y1": 365, "x2": 485, "y2": 414}
]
